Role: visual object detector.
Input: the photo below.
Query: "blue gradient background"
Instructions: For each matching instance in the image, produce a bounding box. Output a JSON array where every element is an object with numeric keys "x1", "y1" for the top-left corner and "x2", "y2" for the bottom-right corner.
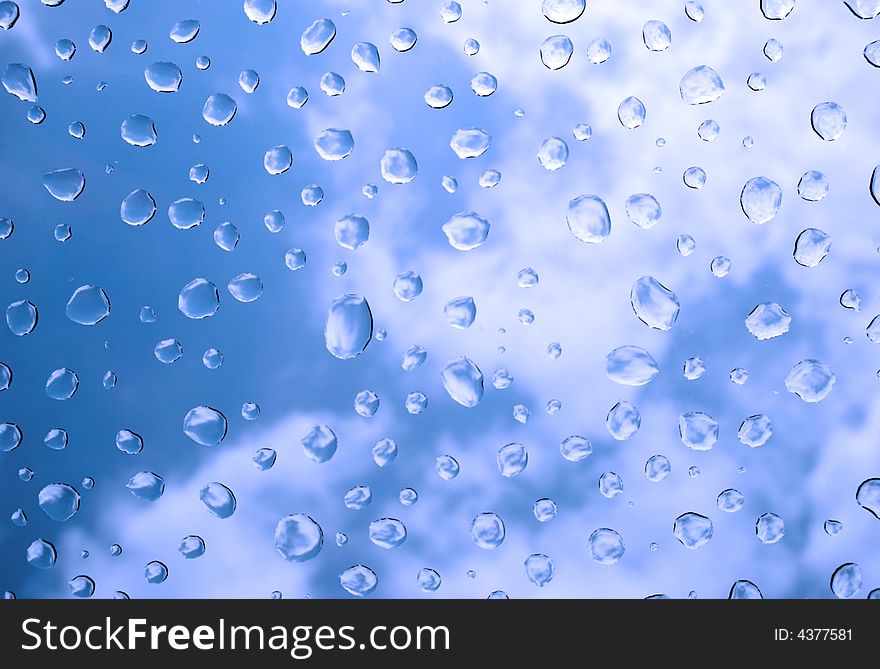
[{"x1": 1, "y1": 0, "x2": 879, "y2": 598}]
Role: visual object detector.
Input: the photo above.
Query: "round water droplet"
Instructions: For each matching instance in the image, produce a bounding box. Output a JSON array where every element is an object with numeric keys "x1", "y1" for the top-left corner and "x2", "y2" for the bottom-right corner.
[
  {"x1": 745, "y1": 302, "x2": 791, "y2": 340},
  {"x1": 179, "y1": 278, "x2": 219, "y2": 319},
  {"x1": 589, "y1": 528, "x2": 625, "y2": 564},
  {"x1": 729, "y1": 580, "x2": 762, "y2": 599},
  {"x1": 169, "y1": 19, "x2": 199, "y2": 43},
  {"x1": 6, "y1": 299, "x2": 37, "y2": 336},
  {"x1": 69, "y1": 575, "x2": 95, "y2": 597},
  {"x1": 301, "y1": 424, "x2": 338, "y2": 463},
  {"x1": 717, "y1": 488, "x2": 745, "y2": 513},
  {"x1": 680, "y1": 65, "x2": 725, "y2": 104},
  {"x1": 539, "y1": 35, "x2": 573, "y2": 70},
  {"x1": 2, "y1": 63, "x2": 36, "y2": 101},
  {"x1": 673, "y1": 512, "x2": 713, "y2": 549},
  {"x1": 334, "y1": 215, "x2": 369, "y2": 250},
  {"x1": 537, "y1": 137, "x2": 568, "y2": 171},
  {"x1": 631, "y1": 276, "x2": 680, "y2": 330},
  {"x1": 199, "y1": 482, "x2": 236, "y2": 518},
  {"x1": 605, "y1": 346, "x2": 659, "y2": 386},
  {"x1": 625, "y1": 193, "x2": 661, "y2": 229},
  {"x1": 439, "y1": 356, "x2": 484, "y2": 407},
  {"x1": 27, "y1": 539, "x2": 57, "y2": 569},
  {"x1": 678, "y1": 412, "x2": 718, "y2": 451},
  {"x1": 856, "y1": 478, "x2": 880, "y2": 518},
  {"x1": 824, "y1": 519, "x2": 843, "y2": 536},
  {"x1": 444, "y1": 297, "x2": 477, "y2": 329},
  {"x1": 241, "y1": 401, "x2": 259, "y2": 421},
  {"x1": 747, "y1": 72, "x2": 766, "y2": 91},
  {"x1": 618, "y1": 96, "x2": 646, "y2": 129},
  {"x1": 797, "y1": 170, "x2": 828, "y2": 202},
  {"x1": 369, "y1": 518, "x2": 407, "y2": 549},
  {"x1": 755, "y1": 512, "x2": 784, "y2": 544},
  {"x1": 263, "y1": 145, "x2": 292, "y2": 175},
  {"x1": 450, "y1": 127, "x2": 490, "y2": 159},
  {"x1": 115, "y1": 429, "x2": 143, "y2": 455},
  {"x1": 402, "y1": 345, "x2": 427, "y2": 371},
  {"x1": 0, "y1": 2, "x2": 19, "y2": 30},
  {"x1": 351, "y1": 42, "x2": 380, "y2": 73},
  {"x1": 542, "y1": 0, "x2": 585, "y2": 23},
  {"x1": 132, "y1": 39, "x2": 147, "y2": 54},
  {"x1": 785, "y1": 359, "x2": 835, "y2": 402},
  {"x1": 740, "y1": 176, "x2": 782, "y2": 224},
  {"x1": 435, "y1": 454, "x2": 460, "y2": 480},
  {"x1": 301, "y1": 18, "x2": 336, "y2": 55},
  {"x1": 46, "y1": 368, "x2": 79, "y2": 400},
  {"x1": 154, "y1": 338, "x2": 182, "y2": 364},
  {"x1": 353, "y1": 389, "x2": 379, "y2": 418},
  {"x1": 120, "y1": 114, "x2": 157, "y2": 147},
  {"x1": 425, "y1": 85, "x2": 453, "y2": 109},
  {"x1": 682, "y1": 356, "x2": 706, "y2": 380},
  {"x1": 65, "y1": 285, "x2": 110, "y2": 325},
  {"x1": 442, "y1": 211, "x2": 490, "y2": 250},
  {"x1": 274, "y1": 513, "x2": 323, "y2": 562},
  {"x1": 811, "y1": 102, "x2": 846, "y2": 141},
  {"x1": 344, "y1": 485, "x2": 372, "y2": 510},
  {"x1": 533, "y1": 498, "x2": 558, "y2": 522},
  {"x1": 464, "y1": 37, "x2": 479, "y2": 55},
  {"x1": 606, "y1": 401, "x2": 640, "y2": 440},
  {"x1": 168, "y1": 198, "x2": 205, "y2": 230},
  {"x1": 865, "y1": 40, "x2": 880, "y2": 66},
  {"x1": 340, "y1": 565, "x2": 377, "y2": 597},
  {"x1": 144, "y1": 61, "x2": 182, "y2": 93},
  {"x1": 178, "y1": 535, "x2": 205, "y2": 559},
  {"x1": 319, "y1": 71, "x2": 345, "y2": 96},
  {"x1": 497, "y1": 443, "x2": 527, "y2": 478},
  {"x1": 599, "y1": 471, "x2": 624, "y2": 498},
  {"x1": 471, "y1": 512, "x2": 505, "y2": 549},
  {"x1": 418, "y1": 568, "x2": 441, "y2": 592},
  {"x1": 88, "y1": 25, "x2": 112, "y2": 52},
  {"x1": 253, "y1": 448, "x2": 276, "y2": 471},
  {"x1": 645, "y1": 455, "x2": 671, "y2": 482},
  {"x1": 43, "y1": 428, "x2": 67, "y2": 451},
  {"x1": 830, "y1": 563, "x2": 862, "y2": 599},
  {"x1": 761, "y1": 0, "x2": 795, "y2": 19},
  {"x1": 525, "y1": 554, "x2": 554, "y2": 587},
  {"x1": 372, "y1": 437, "x2": 397, "y2": 467},
  {"x1": 143, "y1": 561, "x2": 168, "y2": 584},
  {"x1": 227, "y1": 273, "x2": 263, "y2": 302},
  {"x1": 287, "y1": 86, "x2": 308, "y2": 108},
  {"x1": 244, "y1": 0, "x2": 276, "y2": 24},
  {"x1": 381, "y1": 148, "x2": 417, "y2": 184},
  {"x1": 38, "y1": 483, "x2": 80, "y2": 522},
  {"x1": 399, "y1": 488, "x2": 418, "y2": 506},
  {"x1": 793, "y1": 228, "x2": 831, "y2": 267},
  {"x1": 642, "y1": 20, "x2": 671, "y2": 51},
  {"x1": 566, "y1": 194, "x2": 611, "y2": 243},
  {"x1": 202, "y1": 93, "x2": 237, "y2": 126},
  {"x1": 738, "y1": 414, "x2": 773, "y2": 448},
  {"x1": 471, "y1": 71, "x2": 497, "y2": 96},
  {"x1": 183, "y1": 406, "x2": 227, "y2": 446},
  {"x1": 27, "y1": 105, "x2": 45, "y2": 124},
  {"x1": 764, "y1": 38, "x2": 783, "y2": 62},
  {"x1": 284, "y1": 248, "x2": 307, "y2": 272},
  {"x1": 393, "y1": 271, "x2": 423, "y2": 301},
  {"x1": 586, "y1": 38, "x2": 611, "y2": 64},
  {"x1": 683, "y1": 167, "x2": 707, "y2": 190},
  {"x1": 126, "y1": 472, "x2": 164, "y2": 501},
  {"x1": 390, "y1": 28, "x2": 417, "y2": 52},
  {"x1": 313, "y1": 128, "x2": 353, "y2": 162},
  {"x1": 120, "y1": 189, "x2": 156, "y2": 226},
  {"x1": 42, "y1": 168, "x2": 85, "y2": 202},
  {"x1": 213, "y1": 222, "x2": 239, "y2": 251}
]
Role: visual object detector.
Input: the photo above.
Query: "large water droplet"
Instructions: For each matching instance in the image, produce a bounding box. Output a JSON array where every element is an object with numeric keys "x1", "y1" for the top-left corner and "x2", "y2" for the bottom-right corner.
[
  {"x1": 38, "y1": 483, "x2": 80, "y2": 521},
  {"x1": 121, "y1": 189, "x2": 156, "y2": 225},
  {"x1": 202, "y1": 93, "x2": 237, "y2": 126},
  {"x1": 169, "y1": 19, "x2": 200, "y2": 43},
  {"x1": 811, "y1": 102, "x2": 846, "y2": 141},
  {"x1": 178, "y1": 278, "x2": 219, "y2": 318},
  {"x1": 625, "y1": 193, "x2": 662, "y2": 229},
  {"x1": 566, "y1": 194, "x2": 611, "y2": 243},
  {"x1": 302, "y1": 424, "x2": 338, "y2": 463},
  {"x1": 539, "y1": 35, "x2": 573, "y2": 70},
  {"x1": 301, "y1": 18, "x2": 336, "y2": 55},
  {"x1": 755, "y1": 512, "x2": 785, "y2": 543},
  {"x1": 450, "y1": 127, "x2": 490, "y2": 159},
  {"x1": 425, "y1": 85, "x2": 453, "y2": 108},
  {"x1": 537, "y1": 137, "x2": 569, "y2": 170},
  {"x1": 325, "y1": 294, "x2": 373, "y2": 359},
  {"x1": 314, "y1": 128, "x2": 353, "y2": 161},
  {"x1": 444, "y1": 296, "x2": 476, "y2": 328},
  {"x1": 120, "y1": 114, "x2": 157, "y2": 147},
  {"x1": 542, "y1": 0, "x2": 585, "y2": 23},
  {"x1": 369, "y1": 518, "x2": 407, "y2": 549},
  {"x1": 793, "y1": 228, "x2": 831, "y2": 267},
  {"x1": 525, "y1": 554, "x2": 554, "y2": 587},
  {"x1": 617, "y1": 96, "x2": 646, "y2": 129},
  {"x1": 718, "y1": 489, "x2": 745, "y2": 512},
  {"x1": 606, "y1": 401, "x2": 641, "y2": 440},
  {"x1": 729, "y1": 580, "x2": 762, "y2": 599},
  {"x1": 227, "y1": 272, "x2": 263, "y2": 302},
  {"x1": 126, "y1": 472, "x2": 164, "y2": 501},
  {"x1": 178, "y1": 535, "x2": 206, "y2": 558},
  {"x1": 605, "y1": 346, "x2": 659, "y2": 386},
  {"x1": 761, "y1": 0, "x2": 795, "y2": 19},
  {"x1": 679, "y1": 65, "x2": 725, "y2": 104},
  {"x1": 168, "y1": 198, "x2": 205, "y2": 229},
  {"x1": 679, "y1": 412, "x2": 719, "y2": 451},
  {"x1": 244, "y1": 0, "x2": 276, "y2": 25},
  {"x1": 6, "y1": 299, "x2": 37, "y2": 336},
  {"x1": 144, "y1": 561, "x2": 168, "y2": 584},
  {"x1": 0, "y1": 2, "x2": 20, "y2": 30},
  {"x1": 440, "y1": 356, "x2": 484, "y2": 407},
  {"x1": 740, "y1": 176, "x2": 782, "y2": 224},
  {"x1": 66, "y1": 285, "x2": 110, "y2": 325},
  {"x1": 442, "y1": 211, "x2": 490, "y2": 250},
  {"x1": 599, "y1": 471, "x2": 624, "y2": 498},
  {"x1": 830, "y1": 563, "x2": 862, "y2": 599},
  {"x1": 46, "y1": 368, "x2": 79, "y2": 400},
  {"x1": 846, "y1": 0, "x2": 880, "y2": 18},
  {"x1": 27, "y1": 539, "x2": 57, "y2": 569},
  {"x1": 144, "y1": 62, "x2": 182, "y2": 93},
  {"x1": 797, "y1": 170, "x2": 828, "y2": 201},
  {"x1": 471, "y1": 512, "x2": 505, "y2": 549},
  {"x1": 340, "y1": 565, "x2": 377, "y2": 597},
  {"x1": 381, "y1": 148, "x2": 417, "y2": 183},
  {"x1": 631, "y1": 276, "x2": 680, "y2": 330},
  {"x1": 645, "y1": 455, "x2": 671, "y2": 482},
  {"x1": 183, "y1": 406, "x2": 227, "y2": 446},
  {"x1": 856, "y1": 478, "x2": 880, "y2": 519},
  {"x1": 199, "y1": 482, "x2": 236, "y2": 518},
  {"x1": 156, "y1": 340, "x2": 183, "y2": 364},
  {"x1": 418, "y1": 568, "x2": 441, "y2": 592},
  {"x1": 588, "y1": 528, "x2": 625, "y2": 564},
  {"x1": 738, "y1": 414, "x2": 773, "y2": 447},
  {"x1": 42, "y1": 168, "x2": 85, "y2": 201},
  {"x1": 264, "y1": 145, "x2": 292, "y2": 175},
  {"x1": 2, "y1": 63, "x2": 37, "y2": 101},
  {"x1": 745, "y1": 302, "x2": 790, "y2": 340},
  {"x1": 351, "y1": 42, "x2": 380, "y2": 72},
  {"x1": 642, "y1": 20, "x2": 671, "y2": 51},
  {"x1": 785, "y1": 359, "x2": 835, "y2": 402},
  {"x1": 673, "y1": 512, "x2": 713, "y2": 549},
  {"x1": 390, "y1": 28, "x2": 417, "y2": 52},
  {"x1": 497, "y1": 443, "x2": 528, "y2": 477},
  {"x1": 115, "y1": 429, "x2": 143, "y2": 454}
]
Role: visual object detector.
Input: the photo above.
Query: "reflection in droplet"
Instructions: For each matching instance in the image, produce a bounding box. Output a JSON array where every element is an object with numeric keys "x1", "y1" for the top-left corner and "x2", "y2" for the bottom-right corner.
[
  {"x1": 618, "y1": 96, "x2": 646, "y2": 129},
  {"x1": 745, "y1": 302, "x2": 790, "y2": 340},
  {"x1": 38, "y1": 483, "x2": 80, "y2": 521},
  {"x1": 126, "y1": 471, "x2": 164, "y2": 501},
  {"x1": 811, "y1": 102, "x2": 846, "y2": 141},
  {"x1": 442, "y1": 211, "x2": 490, "y2": 250},
  {"x1": 679, "y1": 412, "x2": 718, "y2": 451},
  {"x1": 525, "y1": 554, "x2": 554, "y2": 587},
  {"x1": 785, "y1": 359, "x2": 835, "y2": 402},
  {"x1": 369, "y1": 518, "x2": 407, "y2": 549},
  {"x1": 856, "y1": 478, "x2": 880, "y2": 519},
  {"x1": 605, "y1": 346, "x2": 659, "y2": 386},
  {"x1": 301, "y1": 424, "x2": 338, "y2": 463},
  {"x1": 27, "y1": 539, "x2": 57, "y2": 569},
  {"x1": 450, "y1": 127, "x2": 490, "y2": 159},
  {"x1": 680, "y1": 65, "x2": 725, "y2": 104},
  {"x1": 645, "y1": 455, "x2": 671, "y2": 482},
  {"x1": 540, "y1": 35, "x2": 573, "y2": 70},
  {"x1": 183, "y1": 406, "x2": 227, "y2": 446},
  {"x1": 202, "y1": 93, "x2": 237, "y2": 126},
  {"x1": 42, "y1": 168, "x2": 85, "y2": 202},
  {"x1": 199, "y1": 482, "x2": 236, "y2": 518},
  {"x1": 340, "y1": 565, "x2": 377, "y2": 597},
  {"x1": 642, "y1": 20, "x2": 671, "y2": 51},
  {"x1": 738, "y1": 414, "x2": 773, "y2": 448},
  {"x1": 673, "y1": 512, "x2": 713, "y2": 549},
  {"x1": 170, "y1": 19, "x2": 200, "y2": 43},
  {"x1": 275, "y1": 514, "x2": 323, "y2": 562},
  {"x1": 631, "y1": 276, "x2": 680, "y2": 330},
  {"x1": 497, "y1": 443, "x2": 528, "y2": 478},
  {"x1": 589, "y1": 528, "x2": 625, "y2": 564},
  {"x1": 66, "y1": 285, "x2": 110, "y2": 325},
  {"x1": 178, "y1": 535, "x2": 206, "y2": 559},
  {"x1": 793, "y1": 228, "x2": 831, "y2": 267},
  {"x1": 606, "y1": 401, "x2": 641, "y2": 440},
  {"x1": 46, "y1": 368, "x2": 79, "y2": 400},
  {"x1": 566, "y1": 194, "x2": 611, "y2": 243},
  {"x1": 471, "y1": 512, "x2": 505, "y2": 549}
]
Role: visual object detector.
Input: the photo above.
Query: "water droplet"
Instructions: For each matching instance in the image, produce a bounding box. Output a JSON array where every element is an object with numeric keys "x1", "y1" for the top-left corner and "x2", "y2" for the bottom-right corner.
[
  {"x1": 599, "y1": 471, "x2": 624, "y2": 498},
  {"x1": 865, "y1": 39, "x2": 880, "y2": 67},
  {"x1": 27, "y1": 104, "x2": 45, "y2": 124},
  {"x1": 178, "y1": 278, "x2": 219, "y2": 319},
  {"x1": 442, "y1": 211, "x2": 490, "y2": 250},
  {"x1": 793, "y1": 228, "x2": 831, "y2": 267},
  {"x1": 154, "y1": 338, "x2": 182, "y2": 364},
  {"x1": 606, "y1": 401, "x2": 641, "y2": 440},
  {"x1": 243, "y1": 0, "x2": 276, "y2": 24},
  {"x1": 65, "y1": 285, "x2": 110, "y2": 326},
  {"x1": 120, "y1": 189, "x2": 156, "y2": 226},
  {"x1": 761, "y1": 0, "x2": 795, "y2": 19},
  {"x1": 381, "y1": 148, "x2": 417, "y2": 184},
  {"x1": 132, "y1": 40, "x2": 148, "y2": 55},
  {"x1": 681, "y1": 356, "x2": 705, "y2": 380},
  {"x1": 351, "y1": 42, "x2": 380, "y2": 73},
  {"x1": 331, "y1": 261, "x2": 347, "y2": 277},
  {"x1": 630, "y1": 276, "x2": 680, "y2": 330},
  {"x1": 425, "y1": 85, "x2": 453, "y2": 109},
  {"x1": 344, "y1": 485, "x2": 372, "y2": 510},
  {"x1": 127, "y1": 471, "x2": 164, "y2": 501},
  {"x1": 88, "y1": 24, "x2": 112, "y2": 52},
  {"x1": 168, "y1": 197, "x2": 205, "y2": 230},
  {"x1": 542, "y1": 0, "x2": 585, "y2": 23},
  {"x1": 435, "y1": 454, "x2": 460, "y2": 480},
  {"x1": 340, "y1": 565, "x2": 377, "y2": 597},
  {"x1": 533, "y1": 498, "x2": 558, "y2": 522},
  {"x1": 115, "y1": 429, "x2": 143, "y2": 455},
  {"x1": 333, "y1": 214, "x2": 369, "y2": 250},
  {"x1": 169, "y1": 19, "x2": 200, "y2": 43},
  {"x1": 391, "y1": 28, "x2": 417, "y2": 52},
  {"x1": 183, "y1": 406, "x2": 227, "y2": 446},
  {"x1": 439, "y1": 356, "x2": 484, "y2": 408},
  {"x1": 736, "y1": 414, "x2": 772, "y2": 448},
  {"x1": 287, "y1": 86, "x2": 308, "y2": 108},
  {"x1": 464, "y1": 37, "x2": 479, "y2": 55},
  {"x1": 444, "y1": 296, "x2": 477, "y2": 329},
  {"x1": 471, "y1": 512, "x2": 505, "y2": 549},
  {"x1": 642, "y1": 20, "x2": 671, "y2": 51},
  {"x1": 583, "y1": 38, "x2": 611, "y2": 65},
  {"x1": 38, "y1": 483, "x2": 80, "y2": 521},
  {"x1": 440, "y1": 1, "x2": 462, "y2": 22},
  {"x1": 2, "y1": 63, "x2": 36, "y2": 101},
  {"x1": 716, "y1": 488, "x2": 745, "y2": 513},
  {"x1": 301, "y1": 424, "x2": 338, "y2": 463},
  {"x1": 144, "y1": 61, "x2": 182, "y2": 93},
  {"x1": 680, "y1": 65, "x2": 725, "y2": 104},
  {"x1": 679, "y1": 412, "x2": 719, "y2": 451},
  {"x1": 618, "y1": 96, "x2": 646, "y2": 129},
  {"x1": 69, "y1": 575, "x2": 95, "y2": 597},
  {"x1": 213, "y1": 222, "x2": 239, "y2": 252},
  {"x1": 846, "y1": 0, "x2": 880, "y2": 18},
  {"x1": 369, "y1": 518, "x2": 407, "y2": 549},
  {"x1": 417, "y1": 568, "x2": 441, "y2": 592},
  {"x1": 524, "y1": 554, "x2": 554, "y2": 587},
  {"x1": 537, "y1": 137, "x2": 569, "y2": 171},
  {"x1": 398, "y1": 488, "x2": 418, "y2": 507},
  {"x1": 824, "y1": 519, "x2": 843, "y2": 536},
  {"x1": 828, "y1": 563, "x2": 862, "y2": 599},
  {"x1": 120, "y1": 114, "x2": 157, "y2": 147},
  {"x1": 471, "y1": 71, "x2": 497, "y2": 97},
  {"x1": 755, "y1": 512, "x2": 785, "y2": 544},
  {"x1": 513, "y1": 404, "x2": 531, "y2": 423},
  {"x1": 263, "y1": 145, "x2": 292, "y2": 175},
  {"x1": 3, "y1": 425, "x2": 25, "y2": 453},
  {"x1": 202, "y1": 93, "x2": 237, "y2": 126},
  {"x1": 747, "y1": 72, "x2": 767, "y2": 91},
  {"x1": 839, "y1": 289, "x2": 861, "y2": 312},
  {"x1": 740, "y1": 176, "x2": 782, "y2": 224},
  {"x1": 450, "y1": 128, "x2": 490, "y2": 161},
  {"x1": 605, "y1": 346, "x2": 660, "y2": 386},
  {"x1": 178, "y1": 535, "x2": 206, "y2": 558},
  {"x1": 227, "y1": 273, "x2": 263, "y2": 303},
  {"x1": 785, "y1": 359, "x2": 835, "y2": 403},
  {"x1": 709, "y1": 256, "x2": 731, "y2": 278},
  {"x1": 253, "y1": 448, "x2": 276, "y2": 471},
  {"x1": 141, "y1": 561, "x2": 168, "y2": 584},
  {"x1": 320, "y1": 71, "x2": 345, "y2": 96},
  {"x1": 645, "y1": 455, "x2": 671, "y2": 482},
  {"x1": 0, "y1": 218, "x2": 12, "y2": 239},
  {"x1": 566, "y1": 194, "x2": 611, "y2": 243},
  {"x1": 0, "y1": 2, "x2": 19, "y2": 30},
  {"x1": 589, "y1": 528, "x2": 625, "y2": 564},
  {"x1": 856, "y1": 478, "x2": 880, "y2": 518},
  {"x1": 539, "y1": 35, "x2": 574, "y2": 70},
  {"x1": 46, "y1": 368, "x2": 79, "y2": 400},
  {"x1": 402, "y1": 345, "x2": 427, "y2": 371},
  {"x1": 43, "y1": 428, "x2": 67, "y2": 451},
  {"x1": 683, "y1": 166, "x2": 707, "y2": 190},
  {"x1": 42, "y1": 168, "x2": 85, "y2": 202},
  {"x1": 728, "y1": 580, "x2": 762, "y2": 599},
  {"x1": 199, "y1": 482, "x2": 236, "y2": 518},
  {"x1": 371, "y1": 437, "x2": 397, "y2": 467},
  {"x1": 324, "y1": 294, "x2": 373, "y2": 361},
  {"x1": 745, "y1": 302, "x2": 791, "y2": 340},
  {"x1": 19, "y1": 467, "x2": 33, "y2": 481},
  {"x1": 496, "y1": 443, "x2": 527, "y2": 478},
  {"x1": 673, "y1": 512, "x2": 713, "y2": 549},
  {"x1": 811, "y1": 102, "x2": 846, "y2": 141},
  {"x1": 797, "y1": 170, "x2": 828, "y2": 202},
  {"x1": 27, "y1": 539, "x2": 57, "y2": 569},
  {"x1": 6, "y1": 299, "x2": 37, "y2": 336},
  {"x1": 275, "y1": 514, "x2": 323, "y2": 562},
  {"x1": 625, "y1": 193, "x2": 662, "y2": 229}
]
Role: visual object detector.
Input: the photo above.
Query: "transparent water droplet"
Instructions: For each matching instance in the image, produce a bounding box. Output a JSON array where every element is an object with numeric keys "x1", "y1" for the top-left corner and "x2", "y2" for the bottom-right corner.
[
  {"x1": 287, "y1": 86, "x2": 308, "y2": 108},
  {"x1": 390, "y1": 28, "x2": 417, "y2": 52},
  {"x1": 354, "y1": 390, "x2": 379, "y2": 418},
  {"x1": 188, "y1": 163, "x2": 209, "y2": 184},
  {"x1": 824, "y1": 519, "x2": 843, "y2": 536},
  {"x1": 566, "y1": 194, "x2": 611, "y2": 243},
  {"x1": 829, "y1": 563, "x2": 862, "y2": 599},
  {"x1": 27, "y1": 104, "x2": 45, "y2": 124},
  {"x1": 263, "y1": 145, "x2": 292, "y2": 175},
  {"x1": 417, "y1": 568, "x2": 441, "y2": 592},
  {"x1": 605, "y1": 346, "x2": 659, "y2": 386},
  {"x1": 127, "y1": 472, "x2": 164, "y2": 501},
  {"x1": 372, "y1": 437, "x2": 398, "y2": 467},
  {"x1": 168, "y1": 197, "x2": 205, "y2": 230},
  {"x1": 846, "y1": 0, "x2": 880, "y2": 19},
  {"x1": 785, "y1": 359, "x2": 835, "y2": 402},
  {"x1": 618, "y1": 96, "x2": 646, "y2": 129},
  {"x1": 599, "y1": 471, "x2": 624, "y2": 498},
  {"x1": 797, "y1": 170, "x2": 828, "y2": 201},
  {"x1": 683, "y1": 167, "x2": 706, "y2": 190},
  {"x1": 793, "y1": 228, "x2": 831, "y2": 267},
  {"x1": 115, "y1": 429, "x2": 143, "y2": 455},
  {"x1": 471, "y1": 71, "x2": 497, "y2": 96},
  {"x1": 331, "y1": 261, "x2": 347, "y2": 277},
  {"x1": 761, "y1": 0, "x2": 795, "y2": 19},
  {"x1": 0, "y1": 217, "x2": 12, "y2": 239},
  {"x1": 27, "y1": 539, "x2": 57, "y2": 569},
  {"x1": 44, "y1": 428, "x2": 67, "y2": 450},
  {"x1": 351, "y1": 42, "x2": 380, "y2": 73},
  {"x1": 0, "y1": 2, "x2": 19, "y2": 30},
  {"x1": 492, "y1": 368, "x2": 513, "y2": 390},
  {"x1": 444, "y1": 297, "x2": 477, "y2": 329},
  {"x1": 425, "y1": 85, "x2": 453, "y2": 108},
  {"x1": 747, "y1": 72, "x2": 767, "y2": 91},
  {"x1": 856, "y1": 478, "x2": 880, "y2": 518},
  {"x1": 728, "y1": 580, "x2": 762, "y2": 599},
  {"x1": 144, "y1": 61, "x2": 182, "y2": 93},
  {"x1": 369, "y1": 518, "x2": 407, "y2": 549},
  {"x1": 497, "y1": 443, "x2": 527, "y2": 477},
  {"x1": 717, "y1": 488, "x2": 745, "y2": 512},
  {"x1": 710, "y1": 256, "x2": 731, "y2": 278},
  {"x1": 46, "y1": 367, "x2": 79, "y2": 400},
  {"x1": 334, "y1": 214, "x2": 369, "y2": 250},
  {"x1": 642, "y1": 20, "x2": 671, "y2": 51},
  {"x1": 740, "y1": 176, "x2": 782, "y2": 224},
  {"x1": 537, "y1": 137, "x2": 568, "y2": 171},
  {"x1": 227, "y1": 272, "x2": 263, "y2": 302},
  {"x1": 6, "y1": 299, "x2": 37, "y2": 336},
  {"x1": 533, "y1": 498, "x2": 558, "y2": 522},
  {"x1": 38, "y1": 483, "x2": 80, "y2": 521},
  {"x1": 381, "y1": 148, "x2": 417, "y2": 184},
  {"x1": 464, "y1": 37, "x2": 479, "y2": 55},
  {"x1": 680, "y1": 65, "x2": 725, "y2": 104},
  {"x1": 645, "y1": 455, "x2": 671, "y2": 482},
  {"x1": 253, "y1": 448, "x2": 276, "y2": 471},
  {"x1": 399, "y1": 487, "x2": 418, "y2": 506},
  {"x1": 439, "y1": 356, "x2": 484, "y2": 408},
  {"x1": 313, "y1": 129, "x2": 354, "y2": 162},
  {"x1": 68, "y1": 575, "x2": 95, "y2": 597},
  {"x1": 442, "y1": 211, "x2": 490, "y2": 250},
  {"x1": 679, "y1": 412, "x2": 719, "y2": 451},
  {"x1": 10, "y1": 509, "x2": 27, "y2": 526},
  {"x1": 625, "y1": 193, "x2": 662, "y2": 229},
  {"x1": 811, "y1": 102, "x2": 846, "y2": 141},
  {"x1": 2, "y1": 63, "x2": 36, "y2": 101},
  {"x1": 865, "y1": 39, "x2": 880, "y2": 67},
  {"x1": 763, "y1": 38, "x2": 784, "y2": 63},
  {"x1": 179, "y1": 278, "x2": 219, "y2": 319},
  {"x1": 170, "y1": 19, "x2": 200, "y2": 44},
  {"x1": 132, "y1": 39, "x2": 148, "y2": 55},
  {"x1": 88, "y1": 25, "x2": 112, "y2": 52},
  {"x1": 435, "y1": 454, "x2": 460, "y2": 480},
  {"x1": 606, "y1": 401, "x2": 641, "y2": 440},
  {"x1": 183, "y1": 406, "x2": 227, "y2": 446},
  {"x1": 143, "y1": 560, "x2": 168, "y2": 584},
  {"x1": 275, "y1": 514, "x2": 323, "y2": 562},
  {"x1": 588, "y1": 528, "x2": 625, "y2": 564},
  {"x1": 319, "y1": 71, "x2": 345, "y2": 96},
  {"x1": 344, "y1": 485, "x2": 372, "y2": 510},
  {"x1": 745, "y1": 302, "x2": 791, "y2": 340},
  {"x1": 241, "y1": 402, "x2": 260, "y2": 421},
  {"x1": 243, "y1": 0, "x2": 276, "y2": 24},
  {"x1": 120, "y1": 114, "x2": 157, "y2": 147},
  {"x1": 42, "y1": 168, "x2": 85, "y2": 202},
  {"x1": 539, "y1": 35, "x2": 574, "y2": 70},
  {"x1": 120, "y1": 189, "x2": 156, "y2": 226},
  {"x1": 755, "y1": 512, "x2": 785, "y2": 543},
  {"x1": 542, "y1": 0, "x2": 585, "y2": 23},
  {"x1": 340, "y1": 565, "x2": 377, "y2": 597},
  {"x1": 440, "y1": 1, "x2": 462, "y2": 23},
  {"x1": 0, "y1": 363, "x2": 11, "y2": 392},
  {"x1": 202, "y1": 93, "x2": 237, "y2": 126},
  {"x1": 335, "y1": 534, "x2": 347, "y2": 548},
  {"x1": 684, "y1": 1, "x2": 705, "y2": 21},
  {"x1": 631, "y1": 276, "x2": 680, "y2": 330},
  {"x1": 213, "y1": 222, "x2": 239, "y2": 251},
  {"x1": 199, "y1": 482, "x2": 236, "y2": 518},
  {"x1": 450, "y1": 127, "x2": 490, "y2": 159},
  {"x1": 840, "y1": 289, "x2": 861, "y2": 311},
  {"x1": 402, "y1": 345, "x2": 427, "y2": 371},
  {"x1": 735, "y1": 414, "x2": 773, "y2": 449},
  {"x1": 471, "y1": 512, "x2": 505, "y2": 549},
  {"x1": 673, "y1": 512, "x2": 713, "y2": 549},
  {"x1": 178, "y1": 535, "x2": 206, "y2": 558},
  {"x1": 18, "y1": 467, "x2": 32, "y2": 481},
  {"x1": 683, "y1": 356, "x2": 706, "y2": 380},
  {"x1": 66, "y1": 285, "x2": 110, "y2": 325},
  {"x1": 513, "y1": 404, "x2": 531, "y2": 423},
  {"x1": 301, "y1": 424, "x2": 338, "y2": 463},
  {"x1": 585, "y1": 38, "x2": 611, "y2": 64},
  {"x1": 524, "y1": 554, "x2": 554, "y2": 587}
]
